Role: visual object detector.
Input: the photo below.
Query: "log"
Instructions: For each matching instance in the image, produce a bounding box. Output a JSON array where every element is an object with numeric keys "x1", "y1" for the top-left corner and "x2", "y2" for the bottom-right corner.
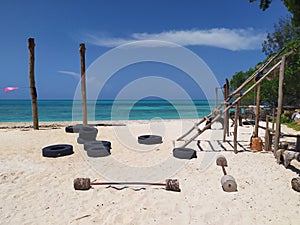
[
  {"x1": 79, "y1": 43, "x2": 88, "y2": 125},
  {"x1": 74, "y1": 177, "x2": 90, "y2": 190},
  {"x1": 291, "y1": 177, "x2": 300, "y2": 192},
  {"x1": 73, "y1": 178, "x2": 181, "y2": 192},
  {"x1": 216, "y1": 155, "x2": 228, "y2": 167},
  {"x1": 28, "y1": 38, "x2": 39, "y2": 130},
  {"x1": 221, "y1": 175, "x2": 237, "y2": 192}
]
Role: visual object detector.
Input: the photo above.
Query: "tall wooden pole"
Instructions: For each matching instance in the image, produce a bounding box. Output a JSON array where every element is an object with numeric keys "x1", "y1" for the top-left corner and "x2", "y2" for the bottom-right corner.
[
  {"x1": 226, "y1": 79, "x2": 230, "y2": 135},
  {"x1": 80, "y1": 43, "x2": 88, "y2": 125},
  {"x1": 28, "y1": 38, "x2": 39, "y2": 130},
  {"x1": 274, "y1": 56, "x2": 286, "y2": 154},
  {"x1": 233, "y1": 103, "x2": 239, "y2": 154},
  {"x1": 215, "y1": 87, "x2": 218, "y2": 108},
  {"x1": 254, "y1": 84, "x2": 261, "y2": 136},
  {"x1": 223, "y1": 79, "x2": 229, "y2": 142}
]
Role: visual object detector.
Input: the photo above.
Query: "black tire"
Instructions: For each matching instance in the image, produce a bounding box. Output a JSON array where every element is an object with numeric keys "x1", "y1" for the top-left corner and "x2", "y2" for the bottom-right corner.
[
  {"x1": 173, "y1": 148, "x2": 197, "y2": 159},
  {"x1": 87, "y1": 146, "x2": 111, "y2": 157},
  {"x1": 138, "y1": 135, "x2": 162, "y2": 145},
  {"x1": 42, "y1": 144, "x2": 74, "y2": 157},
  {"x1": 77, "y1": 137, "x2": 87, "y2": 144},
  {"x1": 79, "y1": 126, "x2": 98, "y2": 140},
  {"x1": 84, "y1": 140, "x2": 111, "y2": 151},
  {"x1": 65, "y1": 126, "x2": 73, "y2": 133},
  {"x1": 65, "y1": 124, "x2": 84, "y2": 133}
]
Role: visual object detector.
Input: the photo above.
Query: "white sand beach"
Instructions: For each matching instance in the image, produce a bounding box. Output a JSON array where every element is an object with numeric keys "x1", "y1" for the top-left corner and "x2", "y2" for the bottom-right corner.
[{"x1": 1, "y1": 119, "x2": 300, "y2": 225}]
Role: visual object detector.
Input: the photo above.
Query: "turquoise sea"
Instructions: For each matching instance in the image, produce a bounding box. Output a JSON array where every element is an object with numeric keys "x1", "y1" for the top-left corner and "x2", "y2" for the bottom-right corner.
[{"x1": 0, "y1": 100, "x2": 216, "y2": 122}]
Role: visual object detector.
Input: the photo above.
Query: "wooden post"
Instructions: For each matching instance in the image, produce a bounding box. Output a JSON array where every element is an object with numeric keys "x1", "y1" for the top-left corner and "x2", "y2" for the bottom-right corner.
[
  {"x1": 265, "y1": 116, "x2": 270, "y2": 151},
  {"x1": 264, "y1": 129, "x2": 272, "y2": 151},
  {"x1": 233, "y1": 103, "x2": 239, "y2": 154},
  {"x1": 223, "y1": 79, "x2": 230, "y2": 142},
  {"x1": 215, "y1": 87, "x2": 218, "y2": 108},
  {"x1": 223, "y1": 83, "x2": 228, "y2": 142},
  {"x1": 274, "y1": 56, "x2": 286, "y2": 154},
  {"x1": 28, "y1": 38, "x2": 39, "y2": 130},
  {"x1": 79, "y1": 43, "x2": 88, "y2": 125},
  {"x1": 272, "y1": 107, "x2": 275, "y2": 131},
  {"x1": 254, "y1": 84, "x2": 261, "y2": 136},
  {"x1": 226, "y1": 80, "x2": 230, "y2": 136}
]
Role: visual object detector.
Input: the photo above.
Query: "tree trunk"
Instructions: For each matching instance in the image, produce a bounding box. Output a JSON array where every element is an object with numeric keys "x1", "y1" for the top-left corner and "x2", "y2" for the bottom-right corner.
[
  {"x1": 28, "y1": 38, "x2": 39, "y2": 130},
  {"x1": 80, "y1": 43, "x2": 88, "y2": 125}
]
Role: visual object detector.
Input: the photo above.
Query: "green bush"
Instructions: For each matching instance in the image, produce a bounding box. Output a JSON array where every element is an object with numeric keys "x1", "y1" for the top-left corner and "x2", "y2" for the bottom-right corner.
[{"x1": 281, "y1": 114, "x2": 291, "y2": 123}]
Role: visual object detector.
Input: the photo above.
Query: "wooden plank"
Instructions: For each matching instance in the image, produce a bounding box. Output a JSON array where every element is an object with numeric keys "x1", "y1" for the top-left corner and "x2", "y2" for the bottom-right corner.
[
  {"x1": 180, "y1": 113, "x2": 223, "y2": 147},
  {"x1": 228, "y1": 47, "x2": 286, "y2": 99},
  {"x1": 179, "y1": 61, "x2": 281, "y2": 148},
  {"x1": 177, "y1": 47, "x2": 299, "y2": 148},
  {"x1": 177, "y1": 104, "x2": 224, "y2": 141}
]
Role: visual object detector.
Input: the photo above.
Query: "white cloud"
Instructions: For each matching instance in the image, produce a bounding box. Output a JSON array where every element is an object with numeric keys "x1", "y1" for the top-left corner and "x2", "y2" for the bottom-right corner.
[
  {"x1": 84, "y1": 28, "x2": 266, "y2": 51},
  {"x1": 58, "y1": 70, "x2": 80, "y2": 78}
]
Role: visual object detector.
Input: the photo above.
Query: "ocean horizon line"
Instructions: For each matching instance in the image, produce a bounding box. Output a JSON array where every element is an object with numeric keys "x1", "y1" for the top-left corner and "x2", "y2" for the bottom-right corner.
[{"x1": 0, "y1": 99, "x2": 218, "y2": 122}]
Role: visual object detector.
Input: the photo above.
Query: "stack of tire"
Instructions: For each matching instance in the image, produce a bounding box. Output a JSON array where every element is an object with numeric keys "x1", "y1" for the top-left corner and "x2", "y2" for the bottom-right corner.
[
  {"x1": 77, "y1": 126, "x2": 98, "y2": 144},
  {"x1": 76, "y1": 126, "x2": 111, "y2": 158},
  {"x1": 84, "y1": 140, "x2": 111, "y2": 157}
]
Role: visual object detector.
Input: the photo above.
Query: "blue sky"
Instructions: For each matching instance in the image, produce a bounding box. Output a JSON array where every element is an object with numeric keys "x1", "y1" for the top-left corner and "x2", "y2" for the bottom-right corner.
[{"x1": 0, "y1": 0, "x2": 289, "y2": 100}]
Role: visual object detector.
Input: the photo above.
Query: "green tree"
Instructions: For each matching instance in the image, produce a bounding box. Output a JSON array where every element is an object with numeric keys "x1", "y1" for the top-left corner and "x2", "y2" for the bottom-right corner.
[
  {"x1": 282, "y1": 40, "x2": 300, "y2": 105},
  {"x1": 262, "y1": 16, "x2": 299, "y2": 56},
  {"x1": 230, "y1": 69, "x2": 257, "y2": 106}
]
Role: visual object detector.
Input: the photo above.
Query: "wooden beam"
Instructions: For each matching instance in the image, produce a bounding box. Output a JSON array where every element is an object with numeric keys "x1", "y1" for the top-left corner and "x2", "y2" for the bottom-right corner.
[
  {"x1": 28, "y1": 38, "x2": 39, "y2": 130},
  {"x1": 254, "y1": 83, "x2": 261, "y2": 136},
  {"x1": 176, "y1": 104, "x2": 223, "y2": 141},
  {"x1": 274, "y1": 55, "x2": 286, "y2": 154},
  {"x1": 230, "y1": 61, "x2": 282, "y2": 108},
  {"x1": 79, "y1": 43, "x2": 88, "y2": 125},
  {"x1": 179, "y1": 60, "x2": 282, "y2": 147},
  {"x1": 228, "y1": 47, "x2": 285, "y2": 99}
]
